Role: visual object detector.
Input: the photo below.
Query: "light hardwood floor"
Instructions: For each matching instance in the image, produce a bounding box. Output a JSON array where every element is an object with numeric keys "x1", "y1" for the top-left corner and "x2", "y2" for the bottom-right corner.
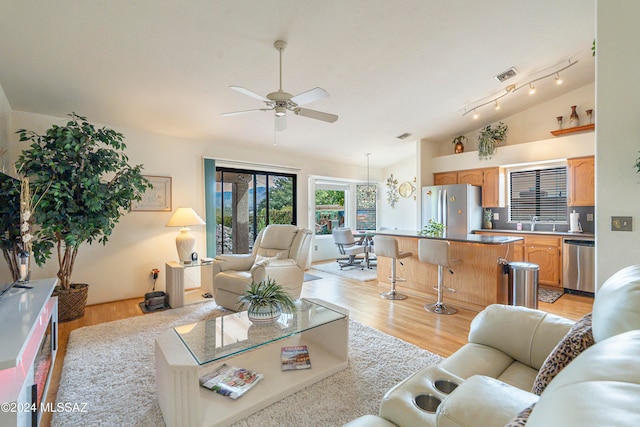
[{"x1": 42, "y1": 266, "x2": 593, "y2": 426}]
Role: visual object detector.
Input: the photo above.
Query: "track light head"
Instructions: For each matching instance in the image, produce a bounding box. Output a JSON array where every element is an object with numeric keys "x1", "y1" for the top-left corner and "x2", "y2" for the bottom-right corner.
[{"x1": 529, "y1": 83, "x2": 536, "y2": 95}]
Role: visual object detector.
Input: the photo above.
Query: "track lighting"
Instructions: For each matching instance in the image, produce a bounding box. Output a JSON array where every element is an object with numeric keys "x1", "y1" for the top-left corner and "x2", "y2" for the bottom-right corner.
[
  {"x1": 462, "y1": 59, "x2": 578, "y2": 119},
  {"x1": 555, "y1": 73, "x2": 563, "y2": 85}
]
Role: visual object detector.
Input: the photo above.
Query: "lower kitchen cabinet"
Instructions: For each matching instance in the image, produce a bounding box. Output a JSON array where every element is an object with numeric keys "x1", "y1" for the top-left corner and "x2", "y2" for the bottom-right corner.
[{"x1": 476, "y1": 232, "x2": 562, "y2": 288}]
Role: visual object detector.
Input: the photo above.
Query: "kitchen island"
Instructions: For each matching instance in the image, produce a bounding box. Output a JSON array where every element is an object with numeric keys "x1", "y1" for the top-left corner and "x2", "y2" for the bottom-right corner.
[{"x1": 374, "y1": 230, "x2": 523, "y2": 312}]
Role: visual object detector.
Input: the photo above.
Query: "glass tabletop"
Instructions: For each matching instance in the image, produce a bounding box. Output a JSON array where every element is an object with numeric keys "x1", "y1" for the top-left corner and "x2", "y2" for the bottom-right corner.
[{"x1": 174, "y1": 298, "x2": 347, "y2": 365}]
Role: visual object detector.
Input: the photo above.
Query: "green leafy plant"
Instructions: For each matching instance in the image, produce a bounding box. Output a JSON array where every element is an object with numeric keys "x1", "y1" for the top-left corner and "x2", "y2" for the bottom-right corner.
[
  {"x1": 483, "y1": 208, "x2": 493, "y2": 223},
  {"x1": 635, "y1": 152, "x2": 640, "y2": 174},
  {"x1": 477, "y1": 122, "x2": 507, "y2": 160},
  {"x1": 421, "y1": 219, "x2": 446, "y2": 236},
  {"x1": 237, "y1": 278, "x2": 296, "y2": 313},
  {"x1": 452, "y1": 135, "x2": 467, "y2": 145},
  {"x1": 15, "y1": 113, "x2": 151, "y2": 289}
]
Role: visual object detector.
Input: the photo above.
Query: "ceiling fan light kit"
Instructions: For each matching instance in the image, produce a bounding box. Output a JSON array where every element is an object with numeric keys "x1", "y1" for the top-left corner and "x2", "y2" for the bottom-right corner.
[{"x1": 221, "y1": 40, "x2": 338, "y2": 131}]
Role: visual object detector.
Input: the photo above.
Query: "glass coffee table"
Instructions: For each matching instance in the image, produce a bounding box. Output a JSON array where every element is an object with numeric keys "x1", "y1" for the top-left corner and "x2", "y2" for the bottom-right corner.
[{"x1": 155, "y1": 298, "x2": 349, "y2": 427}]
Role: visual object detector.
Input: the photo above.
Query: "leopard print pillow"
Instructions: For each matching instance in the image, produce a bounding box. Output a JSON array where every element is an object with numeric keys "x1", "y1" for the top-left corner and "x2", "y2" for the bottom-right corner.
[
  {"x1": 504, "y1": 403, "x2": 536, "y2": 427},
  {"x1": 531, "y1": 313, "x2": 594, "y2": 395}
]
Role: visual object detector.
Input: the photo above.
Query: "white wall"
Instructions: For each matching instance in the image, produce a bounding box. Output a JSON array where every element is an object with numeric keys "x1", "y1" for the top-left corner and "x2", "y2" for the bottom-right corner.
[
  {"x1": 595, "y1": 1, "x2": 640, "y2": 287},
  {"x1": 379, "y1": 154, "x2": 419, "y2": 231},
  {"x1": 6, "y1": 108, "x2": 382, "y2": 304},
  {"x1": 0, "y1": 85, "x2": 11, "y2": 173}
]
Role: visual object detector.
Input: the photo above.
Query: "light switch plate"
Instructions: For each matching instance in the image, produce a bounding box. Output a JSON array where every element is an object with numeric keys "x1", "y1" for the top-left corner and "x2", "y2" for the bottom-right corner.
[
  {"x1": 493, "y1": 212, "x2": 499, "y2": 220},
  {"x1": 611, "y1": 216, "x2": 632, "y2": 231}
]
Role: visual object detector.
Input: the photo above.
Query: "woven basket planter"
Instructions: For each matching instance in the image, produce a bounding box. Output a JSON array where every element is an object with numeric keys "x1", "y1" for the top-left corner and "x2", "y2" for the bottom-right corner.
[{"x1": 53, "y1": 283, "x2": 89, "y2": 322}]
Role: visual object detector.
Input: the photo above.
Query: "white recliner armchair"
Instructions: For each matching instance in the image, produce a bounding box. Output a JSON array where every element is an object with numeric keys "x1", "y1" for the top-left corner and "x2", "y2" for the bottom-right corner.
[
  {"x1": 344, "y1": 264, "x2": 640, "y2": 427},
  {"x1": 211, "y1": 224, "x2": 312, "y2": 311}
]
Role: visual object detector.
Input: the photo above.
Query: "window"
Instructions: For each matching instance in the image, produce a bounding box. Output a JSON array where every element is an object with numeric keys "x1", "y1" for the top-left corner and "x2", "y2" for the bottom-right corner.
[
  {"x1": 315, "y1": 187, "x2": 345, "y2": 235},
  {"x1": 215, "y1": 167, "x2": 297, "y2": 254},
  {"x1": 510, "y1": 166, "x2": 567, "y2": 222},
  {"x1": 356, "y1": 184, "x2": 377, "y2": 231}
]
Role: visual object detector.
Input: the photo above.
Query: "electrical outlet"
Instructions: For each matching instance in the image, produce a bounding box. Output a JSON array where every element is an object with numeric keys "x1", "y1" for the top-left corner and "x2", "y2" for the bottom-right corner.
[
  {"x1": 314, "y1": 245, "x2": 318, "y2": 251},
  {"x1": 611, "y1": 216, "x2": 632, "y2": 231},
  {"x1": 587, "y1": 213, "x2": 593, "y2": 222},
  {"x1": 493, "y1": 212, "x2": 499, "y2": 220}
]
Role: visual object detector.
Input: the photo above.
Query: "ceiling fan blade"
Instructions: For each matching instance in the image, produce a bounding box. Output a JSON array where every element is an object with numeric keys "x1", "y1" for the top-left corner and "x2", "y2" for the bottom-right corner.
[
  {"x1": 294, "y1": 108, "x2": 338, "y2": 123},
  {"x1": 275, "y1": 114, "x2": 287, "y2": 132},
  {"x1": 221, "y1": 108, "x2": 270, "y2": 116},
  {"x1": 229, "y1": 85, "x2": 270, "y2": 103},
  {"x1": 290, "y1": 87, "x2": 329, "y2": 106}
]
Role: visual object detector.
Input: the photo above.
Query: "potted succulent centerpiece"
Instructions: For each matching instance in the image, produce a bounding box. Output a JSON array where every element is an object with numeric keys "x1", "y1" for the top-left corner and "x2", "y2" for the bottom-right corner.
[
  {"x1": 15, "y1": 113, "x2": 150, "y2": 321},
  {"x1": 238, "y1": 279, "x2": 296, "y2": 324},
  {"x1": 477, "y1": 122, "x2": 507, "y2": 160}
]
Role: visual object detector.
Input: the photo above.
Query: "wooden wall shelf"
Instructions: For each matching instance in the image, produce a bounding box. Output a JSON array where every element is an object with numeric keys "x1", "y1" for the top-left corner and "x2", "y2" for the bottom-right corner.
[{"x1": 550, "y1": 123, "x2": 595, "y2": 136}]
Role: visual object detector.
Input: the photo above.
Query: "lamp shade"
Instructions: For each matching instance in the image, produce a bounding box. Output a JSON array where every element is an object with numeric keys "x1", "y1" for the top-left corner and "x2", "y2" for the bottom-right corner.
[
  {"x1": 166, "y1": 208, "x2": 205, "y2": 263},
  {"x1": 166, "y1": 207, "x2": 206, "y2": 227}
]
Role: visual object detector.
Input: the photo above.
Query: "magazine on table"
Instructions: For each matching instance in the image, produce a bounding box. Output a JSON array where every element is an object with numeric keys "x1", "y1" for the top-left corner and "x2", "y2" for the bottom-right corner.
[
  {"x1": 199, "y1": 363, "x2": 263, "y2": 399},
  {"x1": 281, "y1": 345, "x2": 312, "y2": 371}
]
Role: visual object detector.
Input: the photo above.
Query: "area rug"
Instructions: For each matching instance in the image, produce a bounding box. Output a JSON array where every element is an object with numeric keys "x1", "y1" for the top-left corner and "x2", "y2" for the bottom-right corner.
[
  {"x1": 539, "y1": 287, "x2": 564, "y2": 303},
  {"x1": 303, "y1": 272, "x2": 322, "y2": 282},
  {"x1": 311, "y1": 261, "x2": 377, "y2": 282},
  {"x1": 53, "y1": 301, "x2": 443, "y2": 427}
]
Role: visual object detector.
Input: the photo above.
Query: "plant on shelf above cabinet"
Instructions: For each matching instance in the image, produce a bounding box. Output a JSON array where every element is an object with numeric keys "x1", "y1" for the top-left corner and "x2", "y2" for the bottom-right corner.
[{"x1": 477, "y1": 122, "x2": 507, "y2": 160}]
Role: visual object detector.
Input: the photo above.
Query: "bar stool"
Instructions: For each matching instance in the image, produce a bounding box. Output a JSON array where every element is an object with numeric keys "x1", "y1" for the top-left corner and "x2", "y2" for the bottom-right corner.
[
  {"x1": 418, "y1": 239, "x2": 461, "y2": 315},
  {"x1": 373, "y1": 235, "x2": 412, "y2": 300}
]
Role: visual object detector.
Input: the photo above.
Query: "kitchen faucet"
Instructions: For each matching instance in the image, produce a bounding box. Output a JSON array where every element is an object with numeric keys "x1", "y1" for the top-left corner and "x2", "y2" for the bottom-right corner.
[
  {"x1": 547, "y1": 218, "x2": 556, "y2": 232},
  {"x1": 530, "y1": 216, "x2": 538, "y2": 231}
]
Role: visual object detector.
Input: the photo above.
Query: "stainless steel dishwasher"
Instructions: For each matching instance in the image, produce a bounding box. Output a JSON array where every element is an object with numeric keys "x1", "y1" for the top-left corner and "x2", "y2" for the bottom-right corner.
[{"x1": 562, "y1": 238, "x2": 595, "y2": 295}]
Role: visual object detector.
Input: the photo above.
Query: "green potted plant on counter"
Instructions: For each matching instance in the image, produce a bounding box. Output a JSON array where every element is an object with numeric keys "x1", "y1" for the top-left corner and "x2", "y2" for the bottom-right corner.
[
  {"x1": 483, "y1": 208, "x2": 493, "y2": 229},
  {"x1": 238, "y1": 279, "x2": 296, "y2": 324},
  {"x1": 15, "y1": 113, "x2": 150, "y2": 321},
  {"x1": 421, "y1": 219, "x2": 446, "y2": 237},
  {"x1": 477, "y1": 122, "x2": 507, "y2": 160}
]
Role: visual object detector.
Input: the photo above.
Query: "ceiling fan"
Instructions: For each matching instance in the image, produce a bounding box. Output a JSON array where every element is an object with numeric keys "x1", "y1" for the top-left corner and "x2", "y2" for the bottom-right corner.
[{"x1": 221, "y1": 40, "x2": 338, "y2": 131}]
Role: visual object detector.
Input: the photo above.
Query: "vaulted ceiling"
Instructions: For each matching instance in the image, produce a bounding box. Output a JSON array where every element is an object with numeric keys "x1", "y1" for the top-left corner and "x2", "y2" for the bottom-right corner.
[{"x1": 0, "y1": 1, "x2": 595, "y2": 168}]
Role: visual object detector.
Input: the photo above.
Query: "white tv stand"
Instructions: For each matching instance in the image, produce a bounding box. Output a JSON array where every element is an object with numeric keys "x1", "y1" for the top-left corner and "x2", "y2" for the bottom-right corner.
[{"x1": 0, "y1": 279, "x2": 58, "y2": 427}]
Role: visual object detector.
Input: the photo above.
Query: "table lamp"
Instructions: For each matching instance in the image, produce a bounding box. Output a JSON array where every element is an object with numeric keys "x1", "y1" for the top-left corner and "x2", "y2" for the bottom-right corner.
[{"x1": 166, "y1": 207, "x2": 206, "y2": 263}]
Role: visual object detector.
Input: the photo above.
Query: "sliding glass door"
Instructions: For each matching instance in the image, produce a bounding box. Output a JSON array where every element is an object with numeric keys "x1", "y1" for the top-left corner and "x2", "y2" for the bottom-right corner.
[{"x1": 215, "y1": 167, "x2": 297, "y2": 254}]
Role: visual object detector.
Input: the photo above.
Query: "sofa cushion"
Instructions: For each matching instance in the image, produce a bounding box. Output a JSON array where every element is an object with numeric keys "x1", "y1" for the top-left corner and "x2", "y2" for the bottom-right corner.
[
  {"x1": 531, "y1": 313, "x2": 594, "y2": 395},
  {"x1": 504, "y1": 403, "x2": 535, "y2": 427},
  {"x1": 592, "y1": 264, "x2": 640, "y2": 342}
]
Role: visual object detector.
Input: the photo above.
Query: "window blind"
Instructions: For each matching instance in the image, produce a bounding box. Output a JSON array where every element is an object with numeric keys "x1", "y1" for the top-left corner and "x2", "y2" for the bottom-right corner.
[{"x1": 510, "y1": 167, "x2": 567, "y2": 222}]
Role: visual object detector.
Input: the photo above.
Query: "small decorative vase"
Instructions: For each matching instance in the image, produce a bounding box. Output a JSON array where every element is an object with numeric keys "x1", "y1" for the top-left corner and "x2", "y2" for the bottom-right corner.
[
  {"x1": 247, "y1": 304, "x2": 282, "y2": 324},
  {"x1": 586, "y1": 109, "x2": 593, "y2": 124},
  {"x1": 556, "y1": 116, "x2": 563, "y2": 130},
  {"x1": 569, "y1": 106, "x2": 579, "y2": 127},
  {"x1": 454, "y1": 141, "x2": 464, "y2": 154}
]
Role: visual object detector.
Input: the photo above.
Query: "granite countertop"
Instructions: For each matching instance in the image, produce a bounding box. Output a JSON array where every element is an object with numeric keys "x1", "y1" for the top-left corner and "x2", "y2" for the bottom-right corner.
[
  {"x1": 473, "y1": 229, "x2": 595, "y2": 239},
  {"x1": 374, "y1": 229, "x2": 523, "y2": 245}
]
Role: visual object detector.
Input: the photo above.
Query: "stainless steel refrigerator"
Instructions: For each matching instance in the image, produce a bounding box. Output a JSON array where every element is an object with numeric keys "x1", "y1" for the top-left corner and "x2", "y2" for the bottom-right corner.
[{"x1": 421, "y1": 184, "x2": 482, "y2": 235}]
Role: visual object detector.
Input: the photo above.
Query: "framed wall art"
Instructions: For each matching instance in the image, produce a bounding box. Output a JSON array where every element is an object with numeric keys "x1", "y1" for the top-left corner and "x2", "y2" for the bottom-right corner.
[{"x1": 131, "y1": 175, "x2": 172, "y2": 212}]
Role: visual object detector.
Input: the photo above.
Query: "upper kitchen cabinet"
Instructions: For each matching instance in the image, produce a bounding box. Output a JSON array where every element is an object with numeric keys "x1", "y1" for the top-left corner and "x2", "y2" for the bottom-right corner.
[
  {"x1": 434, "y1": 167, "x2": 503, "y2": 208},
  {"x1": 457, "y1": 169, "x2": 484, "y2": 186},
  {"x1": 433, "y1": 172, "x2": 458, "y2": 185},
  {"x1": 567, "y1": 156, "x2": 594, "y2": 206}
]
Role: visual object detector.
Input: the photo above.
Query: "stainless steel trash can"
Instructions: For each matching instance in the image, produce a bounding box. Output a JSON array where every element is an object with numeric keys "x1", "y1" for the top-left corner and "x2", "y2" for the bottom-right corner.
[{"x1": 508, "y1": 262, "x2": 539, "y2": 309}]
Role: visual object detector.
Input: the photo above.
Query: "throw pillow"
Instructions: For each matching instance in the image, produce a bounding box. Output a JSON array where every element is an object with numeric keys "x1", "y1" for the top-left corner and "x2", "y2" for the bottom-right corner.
[
  {"x1": 531, "y1": 313, "x2": 594, "y2": 395},
  {"x1": 504, "y1": 403, "x2": 536, "y2": 427}
]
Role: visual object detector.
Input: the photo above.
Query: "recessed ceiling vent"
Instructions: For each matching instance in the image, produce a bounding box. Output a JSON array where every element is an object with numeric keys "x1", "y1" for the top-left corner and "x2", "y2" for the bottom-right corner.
[
  {"x1": 495, "y1": 67, "x2": 518, "y2": 83},
  {"x1": 396, "y1": 132, "x2": 412, "y2": 140}
]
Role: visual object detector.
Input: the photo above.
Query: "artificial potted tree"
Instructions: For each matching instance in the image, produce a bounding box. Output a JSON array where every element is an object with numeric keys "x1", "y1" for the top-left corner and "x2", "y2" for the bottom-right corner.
[
  {"x1": 238, "y1": 279, "x2": 296, "y2": 324},
  {"x1": 15, "y1": 113, "x2": 150, "y2": 321}
]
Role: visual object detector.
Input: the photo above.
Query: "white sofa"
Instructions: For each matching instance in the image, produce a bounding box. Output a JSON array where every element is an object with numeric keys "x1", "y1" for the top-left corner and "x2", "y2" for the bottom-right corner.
[
  {"x1": 344, "y1": 264, "x2": 640, "y2": 427},
  {"x1": 211, "y1": 224, "x2": 312, "y2": 311}
]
